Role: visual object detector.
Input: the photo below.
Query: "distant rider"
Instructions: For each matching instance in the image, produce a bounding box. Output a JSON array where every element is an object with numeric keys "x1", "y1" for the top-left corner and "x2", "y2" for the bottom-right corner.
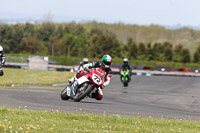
[
  {"x1": 68, "y1": 58, "x2": 89, "y2": 84},
  {"x1": 120, "y1": 58, "x2": 132, "y2": 80},
  {"x1": 0, "y1": 45, "x2": 5, "y2": 76},
  {"x1": 68, "y1": 54, "x2": 112, "y2": 100}
]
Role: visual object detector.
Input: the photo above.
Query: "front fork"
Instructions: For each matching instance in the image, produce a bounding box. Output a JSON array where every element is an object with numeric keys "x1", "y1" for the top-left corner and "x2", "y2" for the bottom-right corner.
[{"x1": 70, "y1": 81, "x2": 89, "y2": 96}]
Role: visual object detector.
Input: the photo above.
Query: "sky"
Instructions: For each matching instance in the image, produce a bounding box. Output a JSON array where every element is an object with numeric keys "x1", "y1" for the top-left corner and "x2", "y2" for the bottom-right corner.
[{"x1": 0, "y1": 0, "x2": 200, "y2": 26}]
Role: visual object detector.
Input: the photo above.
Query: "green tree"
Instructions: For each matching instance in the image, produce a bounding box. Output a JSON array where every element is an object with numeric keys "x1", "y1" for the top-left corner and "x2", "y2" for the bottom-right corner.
[
  {"x1": 193, "y1": 52, "x2": 199, "y2": 63},
  {"x1": 88, "y1": 29, "x2": 121, "y2": 58},
  {"x1": 127, "y1": 38, "x2": 138, "y2": 59},
  {"x1": 173, "y1": 44, "x2": 183, "y2": 62},
  {"x1": 138, "y1": 42, "x2": 146, "y2": 55},
  {"x1": 181, "y1": 48, "x2": 191, "y2": 63},
  {"x1": 146, "y1": 43, "x2": 154, "y2": 60},
  {"x1": 193, "y1": 45, "x2": 200, "y2": 63},
  {"x1": 152, "y1": 42, "x2": 164, "y2": 60},
  {"x1": 21, "y1": 34, "x2": 39, "y2": 54},
  {"x1": 163, "y1": 42, "x2": 173, "y2": 61},
  {"x1": 88, "y1": 33, "x2": 102, "y2": 58},
  {"x1": 37, "y1": 23, "x2": 56, "y2": 42}
]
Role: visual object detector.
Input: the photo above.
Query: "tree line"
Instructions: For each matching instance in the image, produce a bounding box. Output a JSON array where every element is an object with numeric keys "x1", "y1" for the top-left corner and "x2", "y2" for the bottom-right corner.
[{"x1": 0, "y1": 22, "x2": 200, "y2": 64}]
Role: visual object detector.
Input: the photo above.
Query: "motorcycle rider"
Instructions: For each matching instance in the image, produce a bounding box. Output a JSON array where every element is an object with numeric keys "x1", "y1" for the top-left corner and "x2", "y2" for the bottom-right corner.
[
  {"x1": 77, "y1": 58, "x2": 89, "y2": 71},
  {"x1": 68, "y1": 54, "x2": 112, "y2": 100},
  {"x1": 0, "y1": 45, "x2": 5, "y2": 76},
  {"x1": 120, "y1": 58, "x2": 132, "y2": 81},
  {"x1": 68, "y1": 58, "x2": 89, "y2": 84}
]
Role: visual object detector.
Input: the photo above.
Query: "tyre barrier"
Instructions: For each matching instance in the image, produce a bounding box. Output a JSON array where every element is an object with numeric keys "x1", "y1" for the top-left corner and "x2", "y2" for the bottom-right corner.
[
  {"x1": 132, "y1": 70, "x2": 200, "y2": 77},
  {"x1": 4, "y1": 63, "x2": 200, "y2": 77}
]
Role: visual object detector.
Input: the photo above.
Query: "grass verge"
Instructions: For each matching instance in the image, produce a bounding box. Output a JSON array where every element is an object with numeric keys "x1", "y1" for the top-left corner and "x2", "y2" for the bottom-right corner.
[
  {"x1": 0, "y1": 106, "x2": 200, "y2": 133},
  {"x1": 0, "y1": 68, "x2": 74, "y2": 86}
]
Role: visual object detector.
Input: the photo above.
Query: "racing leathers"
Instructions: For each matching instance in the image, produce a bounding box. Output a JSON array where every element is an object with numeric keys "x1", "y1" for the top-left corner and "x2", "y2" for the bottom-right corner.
[
  {"x1": 69, "y1": 61, "x2": 112, "y2": 100},
  {"x1": 77, "y1": 60, "x2": 87, "y2": 71},
  {"x1": 0, "y1": 53, "x2": 5, "y2": 76}
]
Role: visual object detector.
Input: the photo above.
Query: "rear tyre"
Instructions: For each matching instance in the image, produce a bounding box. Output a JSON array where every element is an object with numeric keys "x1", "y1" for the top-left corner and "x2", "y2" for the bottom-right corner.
[
  {"x1": 60, "y1": 86, "x2": 71, "y2": 100},
  {"x1": 73, "y1": 83, "x2": 93, "y2": 102}
]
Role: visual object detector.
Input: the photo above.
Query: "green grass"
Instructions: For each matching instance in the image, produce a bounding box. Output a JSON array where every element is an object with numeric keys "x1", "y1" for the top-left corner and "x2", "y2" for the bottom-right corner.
[
  {"x1": 0, "y1": 106, "x2": 199, "y2": 133},
  {"x1": 0, "y1": 68, "x2": 74, "y2": 86},
  {"x1": 0, "y1": 68, "x2": 200, "y2": 132}
]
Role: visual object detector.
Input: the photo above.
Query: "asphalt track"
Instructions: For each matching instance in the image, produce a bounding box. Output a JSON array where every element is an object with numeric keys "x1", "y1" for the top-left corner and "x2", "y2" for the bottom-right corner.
[{"x1": 0, "y1": 75, "x2": 200, "y2": 121}]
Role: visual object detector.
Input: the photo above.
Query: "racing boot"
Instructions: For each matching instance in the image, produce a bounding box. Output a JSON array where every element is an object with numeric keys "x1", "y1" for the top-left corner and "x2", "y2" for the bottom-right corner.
[{"x1": 88, "y1": 87, "x2": 103, "y2": 100}]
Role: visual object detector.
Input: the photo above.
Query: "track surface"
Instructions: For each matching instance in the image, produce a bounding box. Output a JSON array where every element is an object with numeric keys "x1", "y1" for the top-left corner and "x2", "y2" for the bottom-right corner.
[{"x1": 0, "y1": 75, "x2": 200, "y2": 121}]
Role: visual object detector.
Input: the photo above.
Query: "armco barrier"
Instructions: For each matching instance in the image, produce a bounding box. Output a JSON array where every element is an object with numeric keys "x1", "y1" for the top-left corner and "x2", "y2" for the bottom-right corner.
[
  {"x1": 3, "y1": 63, "x2": 200, "y2": 77},
  {"x1": 132, "y1": 70, "x2": 200, "y2": 77},
  {"x1": 4, "y1": 62, "x2": 27, "y2": 69}
]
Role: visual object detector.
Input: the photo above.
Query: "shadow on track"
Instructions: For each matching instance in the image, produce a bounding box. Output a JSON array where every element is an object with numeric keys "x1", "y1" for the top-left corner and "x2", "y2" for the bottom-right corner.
[{"x1": 61, "y1": 99, "x2": 108, "y2": 105}]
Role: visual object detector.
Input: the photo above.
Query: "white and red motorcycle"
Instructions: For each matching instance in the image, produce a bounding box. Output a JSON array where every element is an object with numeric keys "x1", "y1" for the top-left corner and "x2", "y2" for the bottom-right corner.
[{"x1": 60, "y1": 67, "x2": 105, "y2": 102}]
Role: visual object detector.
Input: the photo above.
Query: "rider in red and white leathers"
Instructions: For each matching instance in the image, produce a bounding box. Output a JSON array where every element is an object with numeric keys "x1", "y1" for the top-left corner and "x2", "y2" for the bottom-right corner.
[
  {"x1": 69, "y1": 54, "x2": 112, "y2": 100},
  {"x1": 87, "y1": 59, "x2": 112, "y2": 100}
]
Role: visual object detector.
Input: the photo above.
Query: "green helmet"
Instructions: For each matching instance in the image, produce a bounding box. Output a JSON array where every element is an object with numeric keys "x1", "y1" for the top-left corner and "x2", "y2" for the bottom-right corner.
[{"x1": 101, "y1": 54, "x2": 112, "y2": 68}]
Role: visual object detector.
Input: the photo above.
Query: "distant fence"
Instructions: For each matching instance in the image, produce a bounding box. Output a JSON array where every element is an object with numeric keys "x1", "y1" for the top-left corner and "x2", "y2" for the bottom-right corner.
[{"x1": 6, "y1": 56, "x2": 28, "y2": 63}]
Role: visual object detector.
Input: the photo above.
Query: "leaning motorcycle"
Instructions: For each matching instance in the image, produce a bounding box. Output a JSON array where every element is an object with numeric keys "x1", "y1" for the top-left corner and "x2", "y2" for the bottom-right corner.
[
  {"x1": 60, "y1": 68, "x2": 104, "y2": 102},
  {"x1": 120, "y1": 68, "x2": 130, "y2": 87}
]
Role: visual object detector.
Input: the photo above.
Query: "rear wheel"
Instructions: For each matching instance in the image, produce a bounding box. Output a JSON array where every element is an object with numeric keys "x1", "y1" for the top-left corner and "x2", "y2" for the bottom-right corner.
[
  {"x1": 60, "y1": 85, "x2": 71, "y2": 100},
  {"x1": 73, "y1": 83, "x2": 93, "y2": 102}
]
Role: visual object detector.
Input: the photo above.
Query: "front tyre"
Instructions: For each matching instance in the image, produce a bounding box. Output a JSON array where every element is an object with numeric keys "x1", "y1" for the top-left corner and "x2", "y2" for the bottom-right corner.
[
  {"x1": 73, "y1": 83, "x2": 93, "y2": 102},
  {"x1": 123, "y1": 78, "x2": 128, "y2": 87},
  {"x1": 123, "y1": 82, "x2": 128, "y2": 87},
  {"x1": 60, "y1": 86, "x2": 71, "y2": 100}
]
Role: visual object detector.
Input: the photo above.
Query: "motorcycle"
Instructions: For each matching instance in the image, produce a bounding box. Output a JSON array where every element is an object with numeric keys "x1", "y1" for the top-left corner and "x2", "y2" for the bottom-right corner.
[
  {"x1": 120, "y1": 68, "x2": 130, "y2": 87},
  {"x1": 60, "y1": 67, "x2": 104, "y2": 102}
]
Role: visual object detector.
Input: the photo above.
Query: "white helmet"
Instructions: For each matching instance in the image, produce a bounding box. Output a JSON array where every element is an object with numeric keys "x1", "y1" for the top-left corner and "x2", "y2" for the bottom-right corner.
[
  {"x1": 83, "y1": 58, "x2": 88, "y2": 64},
  {"x1": 0, "y1": 46, "x2": 3, "y2": 55},
  {"x1": 123, "y1": 58, "x2": 128, "y2": 65}
]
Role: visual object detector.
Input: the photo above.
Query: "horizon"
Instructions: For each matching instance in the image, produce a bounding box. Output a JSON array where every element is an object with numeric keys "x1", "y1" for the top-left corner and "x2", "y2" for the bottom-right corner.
[
  {"x1": 1, "y1": 0, "x2": 200, "y2": 27},
  {"x1": 1, "y1": 13, "x2": 200, "y2": 31}
]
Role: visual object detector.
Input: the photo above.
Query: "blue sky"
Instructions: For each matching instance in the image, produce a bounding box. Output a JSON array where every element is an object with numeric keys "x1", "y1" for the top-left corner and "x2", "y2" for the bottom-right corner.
[{"x1": 0, "y1": 0, "x2": 200, "y2": 26}]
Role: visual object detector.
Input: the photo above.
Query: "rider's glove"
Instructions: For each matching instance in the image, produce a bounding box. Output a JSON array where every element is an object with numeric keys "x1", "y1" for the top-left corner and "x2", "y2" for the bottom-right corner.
[
  {"x1": 77, "y1": 70, "x2": 81, "y2": 74},
  {"x1": 102, "y1": 74, "x2": 111, "y2": 89},
  {"x1": 101, "y1": 84, "x2": 105, "y2": 89}
]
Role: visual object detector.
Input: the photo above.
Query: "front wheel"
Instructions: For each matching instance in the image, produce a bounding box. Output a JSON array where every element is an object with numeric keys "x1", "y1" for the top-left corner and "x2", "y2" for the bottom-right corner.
[
  {"x1": 73, "y1": 83, "x2": 93, "y2": 102},
  {"x1": 123, "y1": 77, "x2": 128, "y2": 87},
  {"x1": 123, "y1": 82, "x2": 128, "y2": 87},
  {"x1": 60, "y1": 85, "x2": 71, "y2": 100}
]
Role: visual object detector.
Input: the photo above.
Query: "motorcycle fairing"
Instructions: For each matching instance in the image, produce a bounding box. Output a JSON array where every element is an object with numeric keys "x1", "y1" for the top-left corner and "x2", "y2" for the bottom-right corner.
[
  {"x1": 77, "y1": 76, "x2": 89, "y2": 85},
  {"x1": 121, "y1": 69, "x2": 130, "y2": 80}
]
